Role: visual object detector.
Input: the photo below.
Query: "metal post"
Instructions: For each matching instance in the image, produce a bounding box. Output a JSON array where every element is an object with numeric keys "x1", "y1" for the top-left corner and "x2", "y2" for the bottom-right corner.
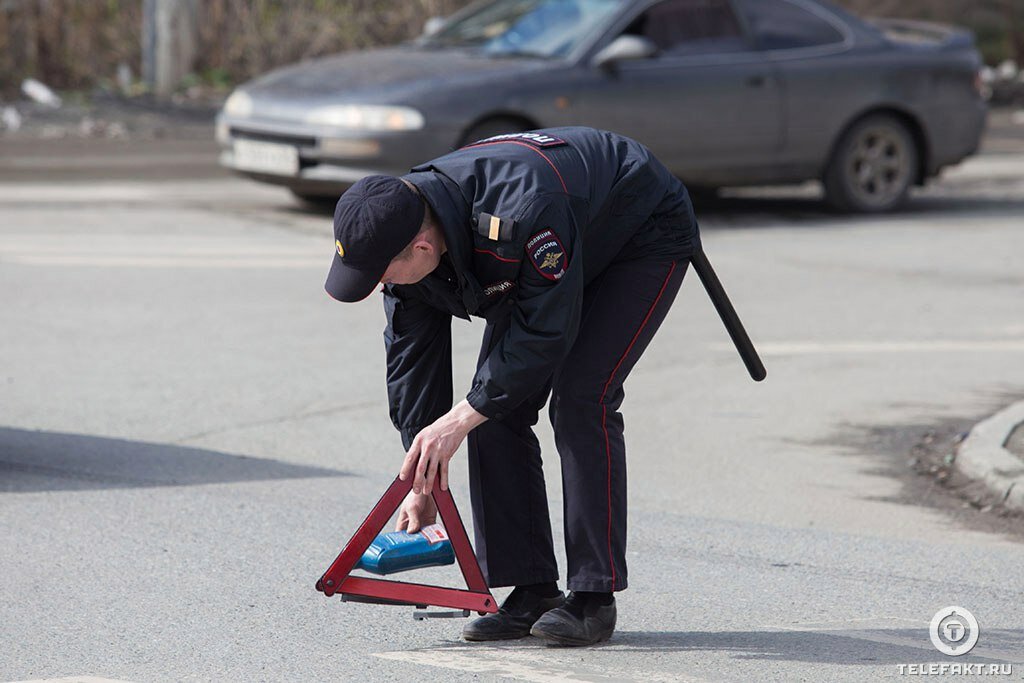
[{"x1": 141, "y1": 0, "x2": 199, "y2": 98}]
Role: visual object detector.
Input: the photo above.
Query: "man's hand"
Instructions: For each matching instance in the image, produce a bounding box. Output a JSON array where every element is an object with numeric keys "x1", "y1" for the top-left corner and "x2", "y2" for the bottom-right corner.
[
  {"x1": 395, "y1": 490, "x2": 437, "y2": 533},
  {"x1": 400, "y1": 400, "x2": 487, "y2": 495}
]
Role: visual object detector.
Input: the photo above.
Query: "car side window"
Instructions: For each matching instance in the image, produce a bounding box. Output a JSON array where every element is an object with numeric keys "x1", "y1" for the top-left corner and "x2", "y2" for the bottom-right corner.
[
  {"x1": 733, "y1": 0, "x2": 845, "y2": 50},
  {"x1": 622, "y1": 0, "x2": 749, "y2": 57}
]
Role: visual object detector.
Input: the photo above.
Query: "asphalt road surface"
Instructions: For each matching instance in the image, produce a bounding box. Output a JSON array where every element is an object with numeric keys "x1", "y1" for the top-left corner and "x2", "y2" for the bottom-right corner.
[{"x1": 2, "y1": 126, "x2": 1024, "y2": 682}]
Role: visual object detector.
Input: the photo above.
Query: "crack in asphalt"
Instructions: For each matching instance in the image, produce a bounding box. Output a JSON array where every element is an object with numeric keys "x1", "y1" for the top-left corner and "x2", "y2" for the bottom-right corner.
[{"x1": 172, "y1": 400, "x2": 379, "y2": 445}]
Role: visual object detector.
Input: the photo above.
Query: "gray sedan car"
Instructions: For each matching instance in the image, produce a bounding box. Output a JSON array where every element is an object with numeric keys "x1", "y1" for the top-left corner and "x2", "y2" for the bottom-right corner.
[{"x1": 216, "y1": 0, "x2": 987, "y2": 212}]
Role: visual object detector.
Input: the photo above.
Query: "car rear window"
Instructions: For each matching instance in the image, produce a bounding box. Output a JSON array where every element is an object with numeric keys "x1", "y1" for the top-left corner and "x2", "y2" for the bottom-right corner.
[
  {"x1": 734, "y1": 0, "x2": 845, "y2": 50},
  {"x1": 623, "y1": 0, "x2": 748, "y2": 56}
]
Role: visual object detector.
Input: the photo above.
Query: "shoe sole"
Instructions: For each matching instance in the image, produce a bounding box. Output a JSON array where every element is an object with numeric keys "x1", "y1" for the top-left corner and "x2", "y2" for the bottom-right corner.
[
  {"x1": 529, "y1": 624, "x2": 614, "y2": 647},
  {"x1": 462, "y1": 631, "x2": 532, "y2": 642}
]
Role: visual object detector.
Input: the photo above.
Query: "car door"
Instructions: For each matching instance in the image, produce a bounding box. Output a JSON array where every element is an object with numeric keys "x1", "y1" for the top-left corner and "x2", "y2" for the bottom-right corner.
[
  {"x1": 570, "y1": 0, "x2": 784, "y2": 178},
  {"x1": 731, "y1": 0, "x2": 855, "y2": 170}
]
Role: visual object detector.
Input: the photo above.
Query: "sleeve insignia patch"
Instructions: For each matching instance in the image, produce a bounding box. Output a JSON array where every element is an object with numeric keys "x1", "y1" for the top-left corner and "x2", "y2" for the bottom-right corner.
[
  {"x1": 483, "y1": 280, "x2": 515, "y2": 297},
  {"x1": 466, "y1": 132, "x2": 568, "y2": 149},
  {"x1": 525, "y1": 229, "x2": 568, "y2": 281}
]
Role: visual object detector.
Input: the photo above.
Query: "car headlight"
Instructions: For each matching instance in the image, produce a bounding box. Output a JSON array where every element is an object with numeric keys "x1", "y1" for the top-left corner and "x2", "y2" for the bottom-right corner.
[
  {"x1": 303, "y1": 105, "x2": 425, "y2": 131},
  {"x1": 223, "y1": 90, "x2": 253, "y2": 118}
]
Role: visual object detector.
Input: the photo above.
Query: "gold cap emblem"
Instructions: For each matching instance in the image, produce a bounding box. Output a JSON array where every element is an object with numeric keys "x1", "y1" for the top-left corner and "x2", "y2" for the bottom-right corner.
[{"x1": 336, "y1": 239, "x2": 345, "y2": 258}]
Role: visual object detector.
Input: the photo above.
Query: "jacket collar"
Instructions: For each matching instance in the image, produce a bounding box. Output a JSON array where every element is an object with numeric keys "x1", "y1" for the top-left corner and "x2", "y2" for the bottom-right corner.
[{"x1": 402, "y1": 170, "x2": 483, "y2": 313}]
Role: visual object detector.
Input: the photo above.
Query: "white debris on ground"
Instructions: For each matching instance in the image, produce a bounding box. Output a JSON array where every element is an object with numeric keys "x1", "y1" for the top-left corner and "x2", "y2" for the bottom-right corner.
[
  {"x1": 985, "y1": 60, "x2": 1024, "y2": 107},
  {"x1": 78, "y1": 117, "x2": 129, "y2": 139},
  {"x1": 1, "y1": 89, "x2": 221, "y2": 141},
  {"x1": 21, "y1": 78, "x2": 62, "y2": 108},
  {"x1": 1, "y1": 106, "x2": 22, "y2": 131},
  {"x1": 996, "y1": 59, "x2": 1019, "y2": 82}
]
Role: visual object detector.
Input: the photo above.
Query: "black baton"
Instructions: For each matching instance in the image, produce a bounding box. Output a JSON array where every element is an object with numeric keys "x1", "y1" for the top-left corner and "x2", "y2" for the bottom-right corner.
[{"x1": 691, "y1": 250, "x2": 766, "y2": 382}]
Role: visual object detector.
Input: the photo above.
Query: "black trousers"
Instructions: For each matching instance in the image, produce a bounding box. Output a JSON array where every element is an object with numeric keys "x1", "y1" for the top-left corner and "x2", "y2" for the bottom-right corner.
[{"x1": 466, "y1": 256, "x2": 688, "y2": 592}]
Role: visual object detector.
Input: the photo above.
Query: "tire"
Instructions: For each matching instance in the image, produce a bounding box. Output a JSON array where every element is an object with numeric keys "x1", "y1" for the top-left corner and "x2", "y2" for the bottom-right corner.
[
  {"x1": 685, "y1": 185, "x2": 720, "y2": 209},
  {"x1": 459, "y1": 117, "x2": 533, "y2": 148},
  {"x1": 290, "y1": 188, "x2": 342, "y2": 209},
  {"x1": 823, "y1": 113, "x2": 919, "y2": 213}
]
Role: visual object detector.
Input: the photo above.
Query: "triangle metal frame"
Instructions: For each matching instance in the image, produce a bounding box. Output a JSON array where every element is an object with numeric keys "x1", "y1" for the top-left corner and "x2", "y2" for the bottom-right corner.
[{"x1": 315, "y1": 476, "x2": 497, "y2": 614}]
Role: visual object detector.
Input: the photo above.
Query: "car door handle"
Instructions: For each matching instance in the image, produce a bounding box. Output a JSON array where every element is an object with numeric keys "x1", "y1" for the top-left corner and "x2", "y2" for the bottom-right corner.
[{"x1": 746, "y1": 74, "x2": 767, "y2": 88}]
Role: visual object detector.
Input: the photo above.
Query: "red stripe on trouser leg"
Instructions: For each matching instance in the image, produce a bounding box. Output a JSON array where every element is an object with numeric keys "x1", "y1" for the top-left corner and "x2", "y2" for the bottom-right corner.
[
  {"x1": 602, "y1": 403, "x2": 614, "y2": 590},
  {"x1": 598, "y1": 261, "x2": 678, "y2": 590}
]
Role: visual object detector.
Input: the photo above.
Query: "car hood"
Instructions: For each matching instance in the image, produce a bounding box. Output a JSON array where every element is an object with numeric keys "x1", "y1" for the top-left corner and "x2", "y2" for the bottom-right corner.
[{"x1": 242, "y1": 45, "x2": 549, "y2": 105}]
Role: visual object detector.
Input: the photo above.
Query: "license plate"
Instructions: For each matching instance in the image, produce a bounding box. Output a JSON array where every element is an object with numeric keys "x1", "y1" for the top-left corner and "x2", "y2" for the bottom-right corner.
[{"x1": 232, "y1": 138, "x2": 299, "y2": 176}]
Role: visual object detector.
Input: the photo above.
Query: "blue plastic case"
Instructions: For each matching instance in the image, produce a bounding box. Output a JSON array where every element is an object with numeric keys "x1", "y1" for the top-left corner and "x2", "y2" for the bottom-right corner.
[{"x1": 355, "y1": 523, "x2": 455, "y2": 575}]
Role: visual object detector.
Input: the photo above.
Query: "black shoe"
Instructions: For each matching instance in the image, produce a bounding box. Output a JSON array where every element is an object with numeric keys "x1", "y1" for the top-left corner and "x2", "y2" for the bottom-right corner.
[
  {"x1": 462, "y1": 588, "x2": 565, "y2": 641},
  {"x1": 530, "y1": 592, "x2": 617, "y2": 646}
]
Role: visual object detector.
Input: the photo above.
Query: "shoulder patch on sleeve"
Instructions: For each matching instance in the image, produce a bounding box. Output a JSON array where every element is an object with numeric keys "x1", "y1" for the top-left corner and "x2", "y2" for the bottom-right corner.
[
  {"x1": 466, "y1": 132, "x2": 568, "y2": 149},
  {"x1": 525, "y1": 229, "x2": 568, "y2": 281},
  {"x1": 483, "y1": 279, "x2": 515, "y2": 297}
]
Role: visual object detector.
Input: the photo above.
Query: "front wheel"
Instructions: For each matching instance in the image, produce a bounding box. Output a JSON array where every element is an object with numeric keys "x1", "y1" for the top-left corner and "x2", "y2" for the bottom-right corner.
[
  {"x1": 823, "y1": 114, "x2": 919, "y2": 213},
  {"x1": 290, "y1": 188, "x2": 342, "y2": 210}
]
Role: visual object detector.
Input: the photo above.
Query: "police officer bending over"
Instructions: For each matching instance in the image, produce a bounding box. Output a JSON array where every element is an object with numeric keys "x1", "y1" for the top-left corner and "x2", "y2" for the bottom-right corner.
[{"x1": 325, "y1": 127, "x2": 700, "y2": 647}]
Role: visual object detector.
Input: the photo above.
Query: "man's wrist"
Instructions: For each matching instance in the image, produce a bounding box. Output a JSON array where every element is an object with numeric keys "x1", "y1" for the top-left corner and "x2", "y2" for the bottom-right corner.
[
  {"x1": 451, "y1": 399, "x2": 487, "y2": 431},
  {"x1": 466, "y1": 385, "x2": 505, "y2": 421}
]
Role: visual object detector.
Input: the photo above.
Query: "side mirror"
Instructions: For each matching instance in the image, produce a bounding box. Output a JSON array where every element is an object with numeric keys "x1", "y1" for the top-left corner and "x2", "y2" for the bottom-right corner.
[
  {"x1": 591, "y1": 35, "x2": 659, "y2": 70},
  {"x1": 423, "y1": 16, "x2": 445, "y2": 36}
]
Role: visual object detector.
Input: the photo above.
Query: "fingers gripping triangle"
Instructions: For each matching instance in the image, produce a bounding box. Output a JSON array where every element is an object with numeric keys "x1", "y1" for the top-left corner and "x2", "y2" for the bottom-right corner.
[{"x1": 315, "y1": 476, "x2": 498, "y2": 613}]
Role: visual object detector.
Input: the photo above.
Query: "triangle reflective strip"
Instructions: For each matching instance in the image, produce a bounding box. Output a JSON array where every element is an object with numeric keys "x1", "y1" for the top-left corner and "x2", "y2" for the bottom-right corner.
[{"x1": 315, "y1": 476, "x2": 497, "y2": 613}]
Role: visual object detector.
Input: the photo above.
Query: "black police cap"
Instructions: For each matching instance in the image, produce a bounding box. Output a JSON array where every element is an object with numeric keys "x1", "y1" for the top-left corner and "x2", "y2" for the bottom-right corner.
[{"x1": 325, "y1": 175, "x2": 425, "y2": 302}]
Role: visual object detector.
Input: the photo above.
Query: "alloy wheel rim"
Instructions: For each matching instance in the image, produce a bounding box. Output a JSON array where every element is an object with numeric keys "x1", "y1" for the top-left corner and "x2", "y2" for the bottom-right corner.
[{"x1": 845, "y1": 126, "x2": 911, "y2": 208}]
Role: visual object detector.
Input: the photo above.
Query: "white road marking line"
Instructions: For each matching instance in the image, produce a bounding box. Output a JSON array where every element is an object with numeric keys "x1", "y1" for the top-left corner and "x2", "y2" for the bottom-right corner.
[
  {"x1": 0, "y1": 181, "x2": 273, "y2": 203},
  {"x1": 0, "y1": 186, "x2": 156, "y2": 202},
  {"x1": 374, "y1": 650, "x2": 589, "y2": 682},
  {"x1": 5, "y1": 255, "x2": 326, "y2": 268},
  {"x1": 713, "y1": 340, "x2": 1024, "y2": 355},
  {"x1": 2, "y1": 153, "x2": 214, "y2": 169},
  {"x1": 373, "y1": 647, "x2": 703, "y2": 683},
  {"x1": 0, "y1": 247, "x2": 318, "y2": 256},
  {"x1": 0, "y1": 239, "x2": 328, "y2": 269},
  {"x1": 5, "y1": 677, "x2": 135, "y2": 683}
]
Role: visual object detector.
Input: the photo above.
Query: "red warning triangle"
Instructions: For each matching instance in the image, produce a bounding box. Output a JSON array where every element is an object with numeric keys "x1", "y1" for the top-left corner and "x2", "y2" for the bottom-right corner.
[{"x1": 315, "y1": 476, "x2": 497, "y2": 614}]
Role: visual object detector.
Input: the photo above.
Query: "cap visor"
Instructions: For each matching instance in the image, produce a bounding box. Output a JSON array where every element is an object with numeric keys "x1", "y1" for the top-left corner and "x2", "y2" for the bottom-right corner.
[{"x1": 325, "y1": 256, "x2": 383, "y2": 303}]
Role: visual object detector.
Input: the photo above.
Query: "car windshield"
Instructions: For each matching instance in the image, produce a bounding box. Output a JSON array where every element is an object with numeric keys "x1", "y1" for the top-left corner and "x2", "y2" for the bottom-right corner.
[{"x1": 423, "y1": 0, "x2": 624, "y2": 58}]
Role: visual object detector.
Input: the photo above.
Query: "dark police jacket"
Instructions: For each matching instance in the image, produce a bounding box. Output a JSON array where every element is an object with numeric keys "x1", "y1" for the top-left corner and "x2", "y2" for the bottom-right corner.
[{"x1": 385, "y1": 127, "x2": 700, "y2": 448}]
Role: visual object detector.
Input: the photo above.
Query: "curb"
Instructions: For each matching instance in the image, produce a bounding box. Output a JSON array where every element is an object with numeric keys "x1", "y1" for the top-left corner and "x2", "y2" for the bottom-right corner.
[{"x1": 955, "y1": 400, "x2": 1024, "y2": 512}]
